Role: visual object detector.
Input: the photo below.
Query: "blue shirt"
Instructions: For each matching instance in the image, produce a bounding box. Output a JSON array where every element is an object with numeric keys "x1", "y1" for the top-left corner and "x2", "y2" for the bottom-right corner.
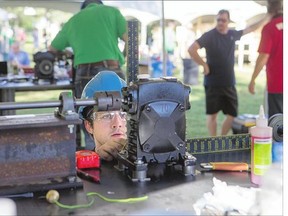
[
  {"x1": 8, "y1": 51, "x2": 30, "y2": 66},
  {"x1": 197, "y1": 28, "x2": 243, "y2": 87}
]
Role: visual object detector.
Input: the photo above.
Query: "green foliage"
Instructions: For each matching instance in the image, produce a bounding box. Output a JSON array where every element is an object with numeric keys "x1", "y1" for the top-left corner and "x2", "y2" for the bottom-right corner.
[{"x1": 5, "y1": 7, "x2": 72, "y2": 31}]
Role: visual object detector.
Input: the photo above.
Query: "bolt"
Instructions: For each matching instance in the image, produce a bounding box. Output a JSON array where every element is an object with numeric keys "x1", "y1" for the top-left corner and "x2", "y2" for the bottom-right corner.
[
  {"x1": 178, "y1": 142, "x2": 184, "y2": 148},
  {"x1": 66, "y1": 110, "x2": 73, "y2": 115},
  {"x1": 67, "y1": 176, "x2": 76, "y2": 183},
  {"x1": 67, "y1": 125, "x2": 74, "y2": 133},
  {"x1": 134, "y1": 159, "x2": 144, "y2": 165},
  {"x1": 143, "y1": 143, "x2": 150, "y2": 151},
  {"x1": 185, "y1": 153, "x2": 194, "y2": 160}
]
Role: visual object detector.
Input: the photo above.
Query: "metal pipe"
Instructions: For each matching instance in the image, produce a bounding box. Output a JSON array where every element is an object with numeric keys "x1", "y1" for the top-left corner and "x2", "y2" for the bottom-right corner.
[
  {"x1": 74, "y1": 99, "x2": 97, "y2": 107},
  {"x1": 0, "y1": 99, "x2": 97, "y2": 110},
  {"x1": 161, "y1": 0, "x2": 167, "y2": 76}
]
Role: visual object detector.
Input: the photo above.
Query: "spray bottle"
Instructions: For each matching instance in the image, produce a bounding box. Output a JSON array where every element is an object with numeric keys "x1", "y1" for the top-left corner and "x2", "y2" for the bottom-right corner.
[{"x1": 250, "y1": 105, "x2": 272, "y2": 185}]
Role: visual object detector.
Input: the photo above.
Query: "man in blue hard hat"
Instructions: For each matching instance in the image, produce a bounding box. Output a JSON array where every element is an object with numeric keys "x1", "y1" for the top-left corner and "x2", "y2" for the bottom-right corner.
[{"x1": 79, "y1": 71, "x2": 127, "y2": 161}]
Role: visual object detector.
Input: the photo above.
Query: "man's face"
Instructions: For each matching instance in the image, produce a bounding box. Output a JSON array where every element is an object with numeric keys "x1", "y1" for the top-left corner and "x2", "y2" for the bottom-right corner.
[
  {"x1": 85, "y1": 111, "x2": 127, "y2": 147},
  {"x1": 216, "y1": 13, "x2": 230, "y2": 34},
  {"x1": 12, "y1": 43, "x2": 20, "y2": 53}
]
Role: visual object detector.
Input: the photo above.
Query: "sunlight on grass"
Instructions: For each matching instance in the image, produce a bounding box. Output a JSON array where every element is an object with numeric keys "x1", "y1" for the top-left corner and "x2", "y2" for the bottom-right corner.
[
  {"x1": 16, "y1": 90, "x2": 68, "y2": 101},
  {"x1": 189, "y1": 85, "x2": 205, "y2": 101},
  {"x1": 16, "y1": 90, "x2": 73, "y2": 115}
]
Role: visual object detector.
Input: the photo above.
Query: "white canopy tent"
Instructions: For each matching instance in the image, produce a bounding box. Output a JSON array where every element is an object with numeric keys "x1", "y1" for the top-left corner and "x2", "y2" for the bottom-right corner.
[
  {"x1": 0, "y1": 0, "x2": 267, "y2": 21},
  {"x1": 0, "y1": 0, "x2": 268, "y2": 74}
]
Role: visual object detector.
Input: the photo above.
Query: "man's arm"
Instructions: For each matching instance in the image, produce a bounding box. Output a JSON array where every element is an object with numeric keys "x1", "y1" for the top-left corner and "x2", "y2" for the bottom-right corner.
[
  {"x1": 121, "y1": 31, "x2": 128, "y2": 58},
  {"x1": 48, "y1": 45, "x2": 59, "y2": 53},
  {"x1": 121, "y1": 31, "x2": 128, "y2": 43},
  {"x1": 188, "y1": 41, "x2": 209, "y2": 75},
  {"x1": 48, "y1": 45, "x2": 73, "y2": 59},
  {"x1": 248, "y1": 53, "x2": 269, "y2": 94},
  {"x1": 242, "y1": 14, "x2": 272, "y2": 35}
]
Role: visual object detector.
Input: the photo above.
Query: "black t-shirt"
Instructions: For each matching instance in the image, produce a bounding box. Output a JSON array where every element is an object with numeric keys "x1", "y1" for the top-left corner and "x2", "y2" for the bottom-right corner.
[{"x1": 197, "y1": 28, "x2": 243, "y2": 87}]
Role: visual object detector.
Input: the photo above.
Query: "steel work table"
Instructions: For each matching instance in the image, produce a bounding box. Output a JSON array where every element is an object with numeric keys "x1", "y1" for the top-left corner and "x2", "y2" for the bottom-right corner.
[
  {"x1": 13, "y1": 154, "x2": 254, "y2": 216},
  {"x1": 0, "y1": 78, "x2": 74, "y2": 115}
]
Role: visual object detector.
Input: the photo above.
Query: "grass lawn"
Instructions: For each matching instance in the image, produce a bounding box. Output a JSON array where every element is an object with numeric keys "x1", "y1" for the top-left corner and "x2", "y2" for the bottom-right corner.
[
  {"x1": 16, "y1": 90, "x2": 73, "y2": 115},
  {"x1": 15, "y1": 64, "x2": 266, "y2": 138}
]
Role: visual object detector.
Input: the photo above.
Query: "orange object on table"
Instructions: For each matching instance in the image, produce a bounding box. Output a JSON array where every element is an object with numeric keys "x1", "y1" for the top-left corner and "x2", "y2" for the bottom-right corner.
[{"x1": 201, "y1": 162, "x2": 250, "y2": 171}]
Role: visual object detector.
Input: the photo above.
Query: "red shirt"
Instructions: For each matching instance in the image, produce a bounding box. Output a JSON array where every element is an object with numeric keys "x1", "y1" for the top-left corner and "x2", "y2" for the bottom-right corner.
[{"x1": 258, "y1": 16, "x2": 283, "y2": 93}]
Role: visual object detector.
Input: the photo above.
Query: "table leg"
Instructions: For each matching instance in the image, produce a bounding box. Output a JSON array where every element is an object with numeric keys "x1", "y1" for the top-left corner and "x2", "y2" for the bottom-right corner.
[{"x1": 0, "y1": 89, "x2": 16, "y2": 115}]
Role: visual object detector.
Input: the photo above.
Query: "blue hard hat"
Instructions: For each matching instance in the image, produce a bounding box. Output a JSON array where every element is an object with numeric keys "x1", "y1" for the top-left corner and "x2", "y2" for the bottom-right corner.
[{"x1": 78, "y1": 71, "x2": 127, "y2": 119}]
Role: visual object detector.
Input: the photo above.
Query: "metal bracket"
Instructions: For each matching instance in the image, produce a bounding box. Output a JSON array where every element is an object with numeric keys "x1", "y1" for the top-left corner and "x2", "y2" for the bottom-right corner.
[{"x1": 55, "y1": 92, "x2": 79, "y2": 120}]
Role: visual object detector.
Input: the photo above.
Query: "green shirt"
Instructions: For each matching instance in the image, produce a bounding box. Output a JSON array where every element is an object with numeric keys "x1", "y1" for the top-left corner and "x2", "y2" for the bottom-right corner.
[{"x1": 51, "y1": 3, "x2": 127, "y2": 67}]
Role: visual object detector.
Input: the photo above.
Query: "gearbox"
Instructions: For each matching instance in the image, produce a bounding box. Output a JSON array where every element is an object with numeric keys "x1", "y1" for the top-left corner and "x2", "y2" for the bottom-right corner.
[
  {"x1": 117, "y1": 77, "x2": 196, "y2": 181},
  {"x1": 33, "y1": 51, "x2": 56, "y2": 83}
]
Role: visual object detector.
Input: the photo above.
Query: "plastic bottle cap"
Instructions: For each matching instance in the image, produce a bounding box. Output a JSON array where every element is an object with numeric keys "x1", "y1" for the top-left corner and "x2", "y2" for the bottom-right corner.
[{"x1": 256, "y1": 105, "x2": 268, "y2": 127}]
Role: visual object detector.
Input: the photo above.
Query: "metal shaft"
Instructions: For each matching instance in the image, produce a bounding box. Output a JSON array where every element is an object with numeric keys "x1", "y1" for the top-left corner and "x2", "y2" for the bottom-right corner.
[{"x1": 0, "y1": 99, "x2": 96, "y2": 110}]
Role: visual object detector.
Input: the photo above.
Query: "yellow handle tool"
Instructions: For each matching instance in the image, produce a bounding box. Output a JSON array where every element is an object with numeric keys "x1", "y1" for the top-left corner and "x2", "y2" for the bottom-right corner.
[{"x1": 200, "y1": 162, "x2": 250, "y2": 171}]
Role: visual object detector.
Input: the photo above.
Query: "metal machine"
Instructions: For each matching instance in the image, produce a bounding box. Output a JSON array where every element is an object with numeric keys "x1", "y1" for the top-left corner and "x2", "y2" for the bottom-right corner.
[
  {"x1": 113, "y1": 20, "x2": 196, "y2": 181},
  {"x1": 33, "y1": 51, "x2": 56, "y2": 83},
  {"x1": 116, "y1": 77, "x2": 196, "y2": 181},
  {"x1": 0, "y1": 91, "x2": 121, "y2": 195},
  {"x1": 33, "y1": 51, "x2": 72, "y2": 83}
]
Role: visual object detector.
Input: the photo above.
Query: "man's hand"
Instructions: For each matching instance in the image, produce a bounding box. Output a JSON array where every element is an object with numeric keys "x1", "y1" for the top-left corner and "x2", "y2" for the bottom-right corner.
[
  {"x1": 203, "y1": 63, "x2": 210, "y2": 75},
  {"x1": 63, "y1": 49, "x2": 74, "y2": 58},
  {"x1": 248, "y1": 81, "x2": 255, "y2": 94},
  {"x1": 95, "y1": 138, "x2": 127, "y2": 161},
  {"x1": 11, "y1": 60, "x2": 20, "y2": 69}
]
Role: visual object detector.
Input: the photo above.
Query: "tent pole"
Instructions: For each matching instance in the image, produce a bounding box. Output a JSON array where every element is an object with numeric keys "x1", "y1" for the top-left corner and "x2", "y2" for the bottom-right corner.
[{"x1": 161, "y1": 0, "x2": 166, "y2": 76}]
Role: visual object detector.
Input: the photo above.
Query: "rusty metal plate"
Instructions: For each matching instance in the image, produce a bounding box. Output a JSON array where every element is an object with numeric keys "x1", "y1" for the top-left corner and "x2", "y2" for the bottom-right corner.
[{"x1": 0, "y1": 114, "x2": 82, "y2": 194}]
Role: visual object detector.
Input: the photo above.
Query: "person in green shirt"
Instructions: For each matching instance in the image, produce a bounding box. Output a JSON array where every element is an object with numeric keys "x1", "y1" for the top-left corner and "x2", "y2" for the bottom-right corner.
[
  {"x1": 49, "y1": 0, "x2": 127, "y2": 149},
  {"x1": 49, "y1": 0, "x2": 127, "y2": 98}
]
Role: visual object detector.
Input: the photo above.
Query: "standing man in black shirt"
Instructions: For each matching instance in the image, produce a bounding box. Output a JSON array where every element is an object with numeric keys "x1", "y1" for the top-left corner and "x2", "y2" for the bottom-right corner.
[{"x1": 188, "y1": 9, "x2": 271, "y2": 136}]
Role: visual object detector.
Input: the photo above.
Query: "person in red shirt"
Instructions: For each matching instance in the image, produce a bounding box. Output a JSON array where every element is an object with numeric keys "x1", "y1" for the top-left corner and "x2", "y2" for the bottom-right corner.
[{"x1": 248, "y1": 0, "x2": 283, "y2": 118}]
